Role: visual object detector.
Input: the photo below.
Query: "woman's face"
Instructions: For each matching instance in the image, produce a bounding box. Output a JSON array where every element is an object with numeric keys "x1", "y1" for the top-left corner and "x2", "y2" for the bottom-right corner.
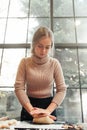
[{"x1": 34, "y1": 37, "x2": 52, "y2": 58}]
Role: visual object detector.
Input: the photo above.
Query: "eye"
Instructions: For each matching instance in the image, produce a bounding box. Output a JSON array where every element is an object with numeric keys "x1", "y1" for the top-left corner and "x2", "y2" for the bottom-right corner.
[
  {"x1": 37, "y1": 45, "x2": 43, "y2": 48},
  {"x1": 45, "y1": 46, "x2": 51, "y2": 49},
  {"x1": 37, "y1": 44, "x2": 51, "y2": 50}
]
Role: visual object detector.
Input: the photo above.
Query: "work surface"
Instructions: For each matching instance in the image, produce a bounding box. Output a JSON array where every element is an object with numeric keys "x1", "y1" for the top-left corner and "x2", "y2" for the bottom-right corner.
[
  {"x1": 0, "y1": 120, "x2": 87, "y2": 130},
  {"x1": 14, "y1": 121, "x2": 64, "y2": 130},
  {"x1": 13, "y1": 121, "x2": 87, "y2": 130}
]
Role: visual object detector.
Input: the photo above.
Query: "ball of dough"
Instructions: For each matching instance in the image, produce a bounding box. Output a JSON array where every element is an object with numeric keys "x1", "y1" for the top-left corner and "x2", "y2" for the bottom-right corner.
[
  {"x1": 6, "y1": 119, "x2": 17, "y2": 125},
  {"x1": 0, "y1": 122, "x2": 9, "y2": 129},
  {"x1": 33, "y1": 116, "x2": 54, "y2": 124}
]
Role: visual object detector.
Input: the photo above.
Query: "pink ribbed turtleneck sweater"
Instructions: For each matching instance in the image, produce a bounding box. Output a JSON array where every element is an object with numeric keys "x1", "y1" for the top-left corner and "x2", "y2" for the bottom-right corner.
[{"x1": 14, "y1": 55, "x2": 67, "y2": 107}]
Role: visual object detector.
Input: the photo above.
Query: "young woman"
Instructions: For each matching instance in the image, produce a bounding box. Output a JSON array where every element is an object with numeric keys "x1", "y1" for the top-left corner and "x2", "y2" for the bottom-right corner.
[{"x1": 14, "y1": 26, "x2": 67, "y2": 121}]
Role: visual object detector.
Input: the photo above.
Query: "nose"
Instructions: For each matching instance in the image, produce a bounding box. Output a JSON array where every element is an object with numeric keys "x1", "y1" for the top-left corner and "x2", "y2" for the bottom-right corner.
[
  {"x1": 42, "y1": 47, "x2": 46, "y2": 52},
  {"x1": 41, "y1": 47, "x2": 47, "y2": 54}
]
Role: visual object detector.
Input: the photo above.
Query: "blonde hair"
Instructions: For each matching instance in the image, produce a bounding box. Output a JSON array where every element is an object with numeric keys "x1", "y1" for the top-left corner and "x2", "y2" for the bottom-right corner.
[{"x1": 31, "y1": 26, "x2": 54, "y2": 56}]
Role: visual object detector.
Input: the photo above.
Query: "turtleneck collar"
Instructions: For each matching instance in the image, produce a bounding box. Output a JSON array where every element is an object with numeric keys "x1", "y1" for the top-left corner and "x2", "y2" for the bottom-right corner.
[{"x1": 31, "y1": 54, "x2": 49, "y2": 65}]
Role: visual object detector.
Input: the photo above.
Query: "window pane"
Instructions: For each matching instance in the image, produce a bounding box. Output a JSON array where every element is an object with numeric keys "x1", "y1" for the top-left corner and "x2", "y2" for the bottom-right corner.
[
  {"x1": 0, "y1": 0, "x2": 9, "y2": 17},
  {"x1": 75, "y1": 0, "x2": 87, "y2": 16},
  {"x1": 53, "y1": 18, "x2": 76, "y2": 43},
  {"x1": 78, "y1": 49, "x2": 87, "y2": 88},
  {"x1": 8, "y1": 0, "x2": 29, "y2": 17},
  {"x1": 0, "y1": 49, "x2": 2, "y2": 73},
  {"x1": 0, "y1": 89, "x2": 21, "y2": 119},
  {"x1": 57, "y1": 89, "x2": 82, "y2": 123},
  {"x1": 55, "y1": 48, "x2": 79, "y2": 88},
  {"x1": 76, "y1": 18, "x2": 87, "y2": 43},
  {"x1": 0, "y1": 19, "x2": 6, "y2": 43},
  {"x1": 82, "y1": 89, "x2": 87, "y2": 122},
  {"x1": 0, "y1": 49, "x2": 25, "y2": 86},
  {"x1": 30, "y1": 0, "x2": 50, "y2": 17},
  {"x1": 5, "y1": 18, "x2": 28, "y2": 43},
  {"x1": 53, "y1": 0, "x2": 73, "y2": 17}
]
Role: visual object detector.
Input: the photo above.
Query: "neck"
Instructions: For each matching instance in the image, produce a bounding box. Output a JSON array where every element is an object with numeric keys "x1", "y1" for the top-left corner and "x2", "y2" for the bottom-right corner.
[{"x1": 32, "y1": 54, "x2": 49, "y2": 65}]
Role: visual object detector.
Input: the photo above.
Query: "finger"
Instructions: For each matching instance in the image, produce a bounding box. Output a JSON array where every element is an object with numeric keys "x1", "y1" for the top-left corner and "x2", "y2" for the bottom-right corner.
[
  {"x1": 38, "y1": 113, "x2": 47, "y2": 117},
  {"x1": 33, "y1": 113, "x2": 47, "y2": 118},
  {"x1": 30, "y1": 110, "x2": 40, "y2": 115},
  {"x1": 35, "y1": 113, "x2": 56, "y2": 120},
  {"x1": 33, "y1": 107, "x2": 39, "y2": 110},
  {"x1": 49, "y1": 115, "x2": 56, "y2": 120},
  {"x1": 30, "y1": 109, "x2": 45, "y2": 115}
]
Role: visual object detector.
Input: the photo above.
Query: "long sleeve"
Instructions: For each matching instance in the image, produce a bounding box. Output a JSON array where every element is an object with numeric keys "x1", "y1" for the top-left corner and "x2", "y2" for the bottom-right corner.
[
  {"x1": 14, "y1": 58, "x2": 30, "y2": 106},
  {"x1": 52, "y1": 59, "x2": 67, "y2": 106}
]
